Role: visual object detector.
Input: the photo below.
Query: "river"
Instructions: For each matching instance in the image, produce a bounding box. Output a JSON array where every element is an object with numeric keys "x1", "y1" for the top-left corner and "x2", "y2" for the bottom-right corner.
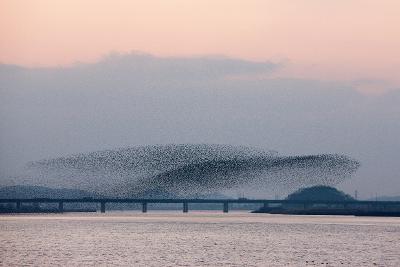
[{"x1": 1, "y1": 212, "x2": 399, "y2": 266}]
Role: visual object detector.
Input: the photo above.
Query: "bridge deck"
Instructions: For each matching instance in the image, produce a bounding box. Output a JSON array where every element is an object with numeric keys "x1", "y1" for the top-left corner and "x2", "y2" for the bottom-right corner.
[
  {"x1": 1, "y1": 198, "x2": 399, "y2": 213},
  {"x1": 1, "y1": 198, "x2": 399, "y2": 205}
]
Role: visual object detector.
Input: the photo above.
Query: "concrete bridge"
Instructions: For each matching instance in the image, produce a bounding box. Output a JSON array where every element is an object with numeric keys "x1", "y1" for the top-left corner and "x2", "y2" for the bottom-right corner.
[{"x1": 1, "y1": 198, "x2": 400, "y2": 213}]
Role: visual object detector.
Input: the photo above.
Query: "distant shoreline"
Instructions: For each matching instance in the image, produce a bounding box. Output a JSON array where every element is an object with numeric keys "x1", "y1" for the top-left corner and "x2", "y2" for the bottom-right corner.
[
  {"x1": 0, "y1": 208, "x2": 96, "y2": 214},
  {"x1": 252, "y1": 207, "x2": 400, "y2": 217}
]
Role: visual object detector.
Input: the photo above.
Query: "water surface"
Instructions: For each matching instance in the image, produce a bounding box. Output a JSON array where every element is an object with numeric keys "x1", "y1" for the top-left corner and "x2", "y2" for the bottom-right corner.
[{"x1": 1, "y1": 212, "x2": 399, "y2": 266}]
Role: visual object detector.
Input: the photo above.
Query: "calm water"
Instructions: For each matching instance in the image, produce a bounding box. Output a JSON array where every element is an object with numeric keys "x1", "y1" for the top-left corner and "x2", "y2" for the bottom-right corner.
[{"x1": 1, "y1": 212, "x2": 399, "y2": 266}]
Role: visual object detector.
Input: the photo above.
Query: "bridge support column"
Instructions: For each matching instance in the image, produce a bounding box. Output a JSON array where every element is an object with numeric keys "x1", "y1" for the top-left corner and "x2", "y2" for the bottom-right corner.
[
  {"x1": 142, "y1": 202, "x2": 147, "y2": 213},
  {"x1": 183, "y1": 202, "x2": 189, "y2": 213},
  {"x1": 223, "y1": 202, "x2": 229, "y2": 213},
  {"x1": 16, "y1": 201, "x2": 21, "y2": 211},
  {"x1": 58, "y1": 201, "x2": 64, "y2": 213},
  {"x1": 100, "y1": 202, "x2": 106, "y2": 213}
]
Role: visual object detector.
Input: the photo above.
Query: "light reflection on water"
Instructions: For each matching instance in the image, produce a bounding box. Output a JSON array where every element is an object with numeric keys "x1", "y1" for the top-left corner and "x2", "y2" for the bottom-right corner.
[{"x1": 1, "y1": 211, "x2": 399, "y2": 266}]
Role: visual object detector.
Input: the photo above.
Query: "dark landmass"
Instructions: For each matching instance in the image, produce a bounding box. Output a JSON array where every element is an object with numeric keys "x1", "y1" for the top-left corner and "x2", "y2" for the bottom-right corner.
[
  {"x1": 253, "y1": 207, "x2": 400, "y2": 217},
  {"x1": 367, "y1": 195, "x2": 400, "y2": 201},
  {"x1": 0, "y1": 206, "x2": 96, "y2": 213},
  {"x1": 253, "y1": 185, "x2": 400, "y2": 216},
  {"x1": 0, "y1": 185, "x2": 100, "y2": 213},
  {"x1": 0, "y1": 185, "x2": 99, "y2": 199}
]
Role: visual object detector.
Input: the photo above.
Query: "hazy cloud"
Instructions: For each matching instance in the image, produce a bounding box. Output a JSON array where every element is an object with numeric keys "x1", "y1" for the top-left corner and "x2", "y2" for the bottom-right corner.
[{"x1": 0, "y1": 53, "x2": 399, "y2": 197}]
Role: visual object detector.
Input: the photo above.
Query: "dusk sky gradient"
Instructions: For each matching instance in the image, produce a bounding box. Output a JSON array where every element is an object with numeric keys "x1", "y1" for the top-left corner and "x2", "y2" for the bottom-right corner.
[{"x1": 1, "y1": 0, "x2": 400, "y2": 92}]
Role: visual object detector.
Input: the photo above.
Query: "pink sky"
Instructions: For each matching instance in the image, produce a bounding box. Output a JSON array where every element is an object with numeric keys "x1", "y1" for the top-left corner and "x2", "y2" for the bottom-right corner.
[{"x1": 1, "y1": 0, "x2": 400, "y2": 91}]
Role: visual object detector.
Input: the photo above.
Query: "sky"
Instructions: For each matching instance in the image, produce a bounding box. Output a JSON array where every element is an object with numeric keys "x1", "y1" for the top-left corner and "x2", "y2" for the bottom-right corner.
[
  {"x1": 1, "y1": 0, "x2": 400, "y2": 92},
  {"x1": 0, "y1": 1, "x2": 399, "y2": 197}
]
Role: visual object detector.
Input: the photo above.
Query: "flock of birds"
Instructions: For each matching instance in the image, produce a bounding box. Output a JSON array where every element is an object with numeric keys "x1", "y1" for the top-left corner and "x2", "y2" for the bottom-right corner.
[{"x1": 29, "y1": 144, "x2": 360, "y2": 198}]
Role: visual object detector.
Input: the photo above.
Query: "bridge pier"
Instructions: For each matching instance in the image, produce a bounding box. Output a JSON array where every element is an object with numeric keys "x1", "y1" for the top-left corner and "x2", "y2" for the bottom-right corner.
[
  {"x1": 183, "y1": 202, "x2": 189, "y2": 213},
  {"x1": 33, "y1": 202, "x2": 40, "y2": 209},
  {"x1": 142, "y1": 202, "x2": 147, "y2": 213},
  {"x1": 223, "y1": 202, "x2": 229, "y2": 213},
  {"x1": 16, "y1": 201, "x2": 21, "y2": 211},
  {"x1": 100, "y1": 201, "x2": 106, "y2": 213},
  {"x1": 58, "y1": 201, "x2": 64, "y2": 213}
]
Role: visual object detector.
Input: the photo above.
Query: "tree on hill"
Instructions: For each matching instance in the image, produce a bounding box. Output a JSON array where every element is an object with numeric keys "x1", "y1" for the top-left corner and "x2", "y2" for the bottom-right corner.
[{"x1": 286, "y1": 185, "x2": 355, "y2": 201}]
